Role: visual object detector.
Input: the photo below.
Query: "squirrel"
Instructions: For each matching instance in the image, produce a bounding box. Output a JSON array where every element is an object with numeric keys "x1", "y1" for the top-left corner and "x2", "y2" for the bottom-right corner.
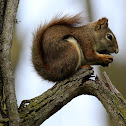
[{"x1": 32, "y1": 14, "x2": 119, "y2": 82}]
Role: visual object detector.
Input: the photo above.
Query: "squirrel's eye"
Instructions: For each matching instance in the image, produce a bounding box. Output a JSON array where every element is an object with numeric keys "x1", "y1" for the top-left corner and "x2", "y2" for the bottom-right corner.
[{"x1": 107, "y1": 34, "x2": 112, "y2": 41}]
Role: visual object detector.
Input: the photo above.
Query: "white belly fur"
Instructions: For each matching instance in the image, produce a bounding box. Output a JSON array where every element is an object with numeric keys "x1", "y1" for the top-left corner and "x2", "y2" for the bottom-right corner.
[{"x1": 66, "y1": 37, "x2": 84, "y2": 70}]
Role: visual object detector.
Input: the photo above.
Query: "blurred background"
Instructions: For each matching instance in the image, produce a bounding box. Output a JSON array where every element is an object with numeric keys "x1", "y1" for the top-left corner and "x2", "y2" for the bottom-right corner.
[{"x1": 11, "y1": 0, "x2": 126, "y2": 126}]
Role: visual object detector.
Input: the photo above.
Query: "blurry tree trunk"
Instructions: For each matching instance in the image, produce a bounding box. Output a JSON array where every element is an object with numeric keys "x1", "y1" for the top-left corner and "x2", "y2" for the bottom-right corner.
[
  {"x1": 85, "y1": 0, "x2": 92, "y2": 21},
  {"x1": 0, "y1": 0, "x2": 126, "y2": 126}
]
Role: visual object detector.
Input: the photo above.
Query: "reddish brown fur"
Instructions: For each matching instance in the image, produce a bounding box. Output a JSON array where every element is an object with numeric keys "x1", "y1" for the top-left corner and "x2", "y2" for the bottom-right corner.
[
  {"x1": 32, "y1": 14, "x2": 82, "y2": 65},
  {"x1": 32, "y1": 14, "x2": 82, "y2": 81},
  {"x1": 32, "y1": 14, "x2": 118, "y2": 82}
]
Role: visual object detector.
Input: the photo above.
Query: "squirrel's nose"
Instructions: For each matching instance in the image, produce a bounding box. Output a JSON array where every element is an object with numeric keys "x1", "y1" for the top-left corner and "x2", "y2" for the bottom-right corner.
[{"x1": 114, "y1": 48, "x2": 119, "y2": 54}]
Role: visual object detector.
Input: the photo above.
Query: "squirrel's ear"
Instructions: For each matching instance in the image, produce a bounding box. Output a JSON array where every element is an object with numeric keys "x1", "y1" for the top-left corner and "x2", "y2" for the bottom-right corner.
[{"x1": 94, "y1": 17, "x2": 108, "y2": 31}]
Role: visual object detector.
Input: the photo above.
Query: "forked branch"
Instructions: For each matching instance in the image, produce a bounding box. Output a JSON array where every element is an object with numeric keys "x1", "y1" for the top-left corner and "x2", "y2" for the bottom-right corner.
[{"x1": 19, "y1": 67, "x2": 126, "y2": 126}]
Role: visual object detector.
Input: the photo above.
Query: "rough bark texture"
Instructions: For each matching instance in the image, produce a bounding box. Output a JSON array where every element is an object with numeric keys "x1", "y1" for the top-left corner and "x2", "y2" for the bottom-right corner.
[
  {"x1": 0, "y1": 0, "x2": 20, "y2": 125},
  {"x1": 18, "y1": 68, "x2": 126, "y2": 126},
  {"x1": 0, "y1": 0, "x2": 126, "y2": 126}
]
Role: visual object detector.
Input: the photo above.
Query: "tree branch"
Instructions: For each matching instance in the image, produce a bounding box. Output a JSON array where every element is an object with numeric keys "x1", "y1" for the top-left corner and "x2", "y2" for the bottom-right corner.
[
  {"x1": 19, "y1": 67, "x2": 126, "y2": 126},
  {"x1": 0, "y1": 0, "x2": 20, "y2": 125},
  {"x1": 0, "y1": 1, "x2": 125, "y2": 126}
]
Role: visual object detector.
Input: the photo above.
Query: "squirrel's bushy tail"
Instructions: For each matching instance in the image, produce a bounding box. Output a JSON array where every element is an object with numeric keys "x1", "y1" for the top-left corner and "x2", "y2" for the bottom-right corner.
[{"x1": 32, "y1": 14, "x2": 82, "y2": 82}]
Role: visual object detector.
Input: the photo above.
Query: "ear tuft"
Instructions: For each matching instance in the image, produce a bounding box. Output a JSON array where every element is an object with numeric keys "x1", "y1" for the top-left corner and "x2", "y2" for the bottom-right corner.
[{"x1": 94, "y1": 17, "x2": 108, "y2": 31}]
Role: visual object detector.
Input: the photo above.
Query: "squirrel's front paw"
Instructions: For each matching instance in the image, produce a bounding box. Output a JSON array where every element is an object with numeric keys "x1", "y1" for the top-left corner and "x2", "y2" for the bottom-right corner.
[{"x1": 101, "y1": 55, "x2": 114, "y2": 67}]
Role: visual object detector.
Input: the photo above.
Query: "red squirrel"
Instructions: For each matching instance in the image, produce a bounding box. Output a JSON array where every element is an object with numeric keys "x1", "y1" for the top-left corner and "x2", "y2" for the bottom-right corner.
[{"x1": 32, "y1": 14, "x2": 118, "y2": 82}]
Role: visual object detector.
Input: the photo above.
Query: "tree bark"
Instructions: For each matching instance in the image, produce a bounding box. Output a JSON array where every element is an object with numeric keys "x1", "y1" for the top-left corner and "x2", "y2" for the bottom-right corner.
[
  {"x1": 0, "y1": 0, "x2": 20, "y2": 125},
  {"x1": 18, "y1": 68, "x2": 126, "y2": 126},
  {"x1": 0, "y1": 0, "x2": 126, "y2": 126}
]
